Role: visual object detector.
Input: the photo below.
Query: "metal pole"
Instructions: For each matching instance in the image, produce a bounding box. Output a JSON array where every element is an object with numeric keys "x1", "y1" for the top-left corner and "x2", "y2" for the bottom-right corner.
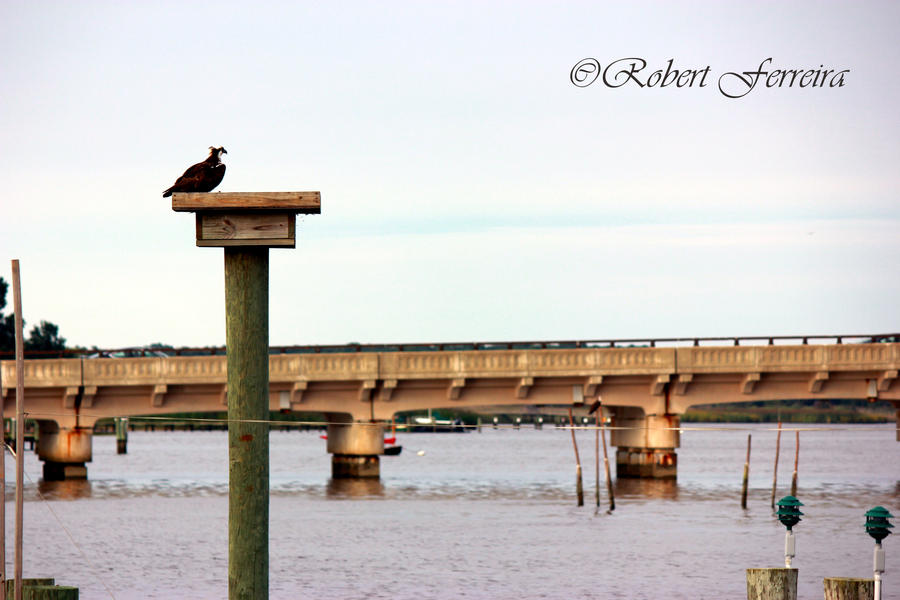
[
  {"x1": 874, "y1": 541, "x2": 884, "y2": 600},
  {"x1": 784, "y1": 530, "x2": 795, "y2": 568},
  {"x1": 12, "y1": 260, "x2": 25, "y2": 600},
  {"x1": 225, "y1": 247, "x2": 269, "y2": 600}
]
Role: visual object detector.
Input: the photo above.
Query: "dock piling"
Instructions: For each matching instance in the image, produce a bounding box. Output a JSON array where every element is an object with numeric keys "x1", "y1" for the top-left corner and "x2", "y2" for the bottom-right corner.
[
  {"x1": 225, "y1": 247, "x2": 270, "y2": 599},
  {"x1": 790, "y1": 431, "x2": 799, "y2": 497},
  {"x1": 115, "y1": 417, "x2": 128, "y2": 454},
  {"x1": 568, "y1": 407, "x2": 583, "y2": 506},
  {"x1": 741, "y1": 434, "x2": 751, "y2": 509},
  {"x1": 771, "y1": 422, "x2": 782, "y2": 509}
]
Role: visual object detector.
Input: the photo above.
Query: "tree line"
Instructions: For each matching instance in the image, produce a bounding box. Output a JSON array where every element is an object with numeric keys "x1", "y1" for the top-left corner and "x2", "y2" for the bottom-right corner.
[{"x1": 0, "y1": 276, "x2": 67, "y2": 352}]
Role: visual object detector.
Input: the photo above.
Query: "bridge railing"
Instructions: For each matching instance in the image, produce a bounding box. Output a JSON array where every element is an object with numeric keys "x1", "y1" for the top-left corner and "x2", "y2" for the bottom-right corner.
[{"x1": 1, "y1": 333, "x2": 897, "y2": 361}]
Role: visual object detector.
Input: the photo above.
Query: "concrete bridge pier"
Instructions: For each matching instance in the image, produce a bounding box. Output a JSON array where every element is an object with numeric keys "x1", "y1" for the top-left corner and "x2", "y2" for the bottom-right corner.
[
  {"x1": 36, "y1": 420, "x2": 92, "y2": 481},
  {"x1": 326, "y1": 421, "x2": 384, "y2": 478},
  {"x1": 610, "y1": 407, "x2": 680, "y2": 479}
]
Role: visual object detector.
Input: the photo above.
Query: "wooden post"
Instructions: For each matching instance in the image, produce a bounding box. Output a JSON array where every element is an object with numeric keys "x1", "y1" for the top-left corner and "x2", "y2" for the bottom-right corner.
[
  {"x1": 790, "y1": 431, "x2": 799, "y2": 497},
  {"x1": 771, "y1": 422, "x2": 782, "y2": 509},
  {"x1": 115, "y1": 417, "x2": 128, "y2": 454},
  {"x1": 173, "y1": 191, "x2": 320, "y2": 600},
  {"x1": 741, "y1": 434, "x2": 751, "y2": 509},
  {"x1": 600, "y1": 411, "x2": 615, "y2": 511},
  {"x1": 568, "y1": 407, "x2": 583, "y2": 506},
  {"x1": 225, "y1": 247, "x2": 269, "y2": 599},
  {"x1": 0, "y1": 299, "x2": 5, "y2": 589},
  {"x1": 746, "y1": 568, "x2": 797, "y2": 600},
  {"x1": 4, "y1": 578, "x2": 58, "y2": 600},
  {"x1": 594, "y1": 413, "x2": 601, "y2": 508},
  {"x1": 11, "y1": 260, "x2": 25, "y2": 600},
  {"x1": 823, "y1": 577, "x2": 874, "y2": 600}
]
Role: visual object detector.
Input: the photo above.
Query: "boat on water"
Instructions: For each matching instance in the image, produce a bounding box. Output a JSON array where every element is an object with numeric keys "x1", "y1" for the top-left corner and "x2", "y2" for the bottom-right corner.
[{"x1": 407, "y1": 416, "x2": 468, "y2": 433}]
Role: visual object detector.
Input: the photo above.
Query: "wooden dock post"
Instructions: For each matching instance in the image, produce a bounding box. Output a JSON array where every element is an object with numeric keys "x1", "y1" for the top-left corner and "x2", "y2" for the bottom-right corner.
[
  {"x1": 746, "y1": 568, "x2": 797, "y2": 600},
  {"x1": 568, "y1": 407, "x2": 583, "y2": 506},
  {"x1": 741, "y1": 434, "x2": 751, "y2": 509},
  {"x1": 12, "y1": 260, "x2": 25, "y2": 600},
  {"x1": 823, "y1": 577, "x2": 873, "y2": 600},
  {"x1": 594, "y1": 413, "x2": 600, "y2": 508},
  {"x1": 225, "y1": 245, "x2": 269, "y2": 598},
  {"x1": 173, "y1": 191, "x2": 320, "y2": 600},
  {"x1": 0, "y1": 294, "x2": 5, "y2": 590},
  {"x1": 115, "y1": 417, "x2": 128, "y2": 454},
  {"x1": 790, "y1": 431, "x2": 799, "y2": 498},
  {"x1": 771, "y1": 422, "x2": 782, "y2": 509}
]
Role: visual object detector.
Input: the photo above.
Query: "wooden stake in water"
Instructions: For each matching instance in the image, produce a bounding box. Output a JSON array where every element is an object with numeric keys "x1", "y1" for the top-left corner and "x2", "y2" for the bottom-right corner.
[
  {"x1": 568, "y1": 407, "x2": 583, "y2": 507},
  {"x1": 0, "y1": 296, "x2": 5, "y2": 589},
  {"x1": 225, "y1": 248, "x2": 270, "y2": 600},
  {"x1": 741, "y1": 434, "x2": 751, "y2": 509},
  {"x1": 12, "y1": 260, "x2": 25, "y2": 600},
  {"x1": 771, "y1": 421, "x2": 782, "y2": 509},
  {"x1": 600, "y1": 415, "x2": 615, "y2": 511},
  {"x1": 790, "y1": 430, "x2": 799, "y2": 497},
  {"x1": 594, "y1": 413, "x2": 601, "y2": 508}
]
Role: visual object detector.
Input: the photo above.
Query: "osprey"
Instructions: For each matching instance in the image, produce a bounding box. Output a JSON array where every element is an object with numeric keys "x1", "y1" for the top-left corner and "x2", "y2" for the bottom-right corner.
[{"x1": 162, "y1": 146, "x2": 227, "y2": 197}]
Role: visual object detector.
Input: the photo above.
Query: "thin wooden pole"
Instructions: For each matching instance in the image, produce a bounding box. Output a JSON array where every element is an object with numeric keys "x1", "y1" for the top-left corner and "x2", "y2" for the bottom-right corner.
[
  {"x1": 741, "y1": 434, "x2": 751, "y2": 509},
  {"x1": 600, "y1": 411, "x2": 614, "y2": 511},
  {"x1": 790, "y1": 430, "x2": 799, "y2": 497},
  {"x1": 0, "y1": 296, "x2": 5, "y2": 590},
  {"x1": 568, "y1": 407, "x2": 583, "y2": 506},
  {"x1": 771, "y1": 421, "x2": 782, "y2": 509},
  {"x1": 12, "y1": 260, "x2": 25, "y2": 600},
  {"x1": 594, "y1": 413, "x2": 600, "y2": 508},
  {"x1": 224, "y1": 248, "x2": 269, "y2": 600}
]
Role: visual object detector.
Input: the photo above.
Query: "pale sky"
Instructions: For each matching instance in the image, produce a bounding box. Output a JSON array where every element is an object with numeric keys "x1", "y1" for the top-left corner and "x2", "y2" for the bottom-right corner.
[{"x1": 1, "y1": 2, "x2": 898, "y2": 348}]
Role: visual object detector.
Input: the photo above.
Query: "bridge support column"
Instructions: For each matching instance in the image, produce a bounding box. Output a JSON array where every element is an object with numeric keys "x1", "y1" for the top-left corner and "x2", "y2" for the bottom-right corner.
[
  {"x1": 327, "y1": 422, "x2": 384, "y2": 478},
  {"x1": 610, "y1": 408, "x2": 680, "y2": 479},
  {"x1": 36, "y1": 421, "x2": 92, "y2": 481}
]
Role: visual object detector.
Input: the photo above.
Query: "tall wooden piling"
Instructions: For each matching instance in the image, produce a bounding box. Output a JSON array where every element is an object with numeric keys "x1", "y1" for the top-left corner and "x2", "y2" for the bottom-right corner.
[
  {"x1": 594, "y1": 413, "x2": 601, "y2": 508},
  {"x1": 741, "y1": 434, "x2": 751, "y2": 509},
  {"x1": 225, "y1": 247, "x2": 270, "y2": 599},
  {"x1": 173, "y1": 191, "x2": 320, "y2": 600},
  {"x1": 0, "y1": 291, "x2": 5, "y2": 588},
  {"x1": 568, "y1": 407, "x2": 583, "y2": 506},
  {"x1": 771, "y1": 422, "x2": 782, "y2": 509},
  {"x1": 12, "y1": 260, "x2": 25, "y2": 600},
  {"x1": 790, "y1": 431, "x2": 799, "y2": 498}
]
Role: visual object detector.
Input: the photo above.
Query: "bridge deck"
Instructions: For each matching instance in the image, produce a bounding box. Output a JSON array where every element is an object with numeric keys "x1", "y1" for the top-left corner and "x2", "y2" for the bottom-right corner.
[{"x1": 2, "y1": 343, "x2": 897, "y2": 426}]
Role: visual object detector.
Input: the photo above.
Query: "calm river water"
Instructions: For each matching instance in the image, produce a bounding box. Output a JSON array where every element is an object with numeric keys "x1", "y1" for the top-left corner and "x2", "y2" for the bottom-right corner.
[{"x1": 3, "y1": 424, "x2": 899, "y2": 599}]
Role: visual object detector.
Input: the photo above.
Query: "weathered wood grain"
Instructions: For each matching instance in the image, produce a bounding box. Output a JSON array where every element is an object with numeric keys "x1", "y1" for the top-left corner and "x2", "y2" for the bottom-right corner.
[
  {"x1": 172, "y1": 191, "x2": 320, "y2": 213},
  {"x1": 823, "y1": 578, "x2": 874, "y2": 600},
  {"x1": 195, "y1": 213, "x2": 296, "y2": 248},
  {"x1": 224, "y1": 247, "x2": 269, "y2": 599},
  {"x1": 746, "y1": 568, "x2": 797, "y2": 600}
]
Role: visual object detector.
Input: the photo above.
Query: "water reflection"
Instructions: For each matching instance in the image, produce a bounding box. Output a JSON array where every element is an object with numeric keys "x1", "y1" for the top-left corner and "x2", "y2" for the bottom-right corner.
[
  {"x1": 37, "y1": 479, "x2": 92, "y2": 500},
  {"x1": 326, "y1": 477, "x2": 385, "y2": 498},
  {"x1": 614, "y1": 478, "x2": 678, "y2": 500}
]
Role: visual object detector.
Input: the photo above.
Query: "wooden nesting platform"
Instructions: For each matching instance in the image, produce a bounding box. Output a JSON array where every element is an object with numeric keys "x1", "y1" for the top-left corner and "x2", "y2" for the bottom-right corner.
[{"x1": 172, "y1": 191, "x2": 321, "y2": 248}]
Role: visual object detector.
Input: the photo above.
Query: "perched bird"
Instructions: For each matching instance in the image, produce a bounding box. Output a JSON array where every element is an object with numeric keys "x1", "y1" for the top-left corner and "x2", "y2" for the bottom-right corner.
[{"x1": 162, "y1": 146, "x2": 227, "y2": 197}]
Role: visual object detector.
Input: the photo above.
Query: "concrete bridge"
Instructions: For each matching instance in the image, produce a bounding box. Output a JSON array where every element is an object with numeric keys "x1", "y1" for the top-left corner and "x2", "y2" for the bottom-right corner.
[{"x1": 2, "y1": 338, "x2": 898, "y2": 480}]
